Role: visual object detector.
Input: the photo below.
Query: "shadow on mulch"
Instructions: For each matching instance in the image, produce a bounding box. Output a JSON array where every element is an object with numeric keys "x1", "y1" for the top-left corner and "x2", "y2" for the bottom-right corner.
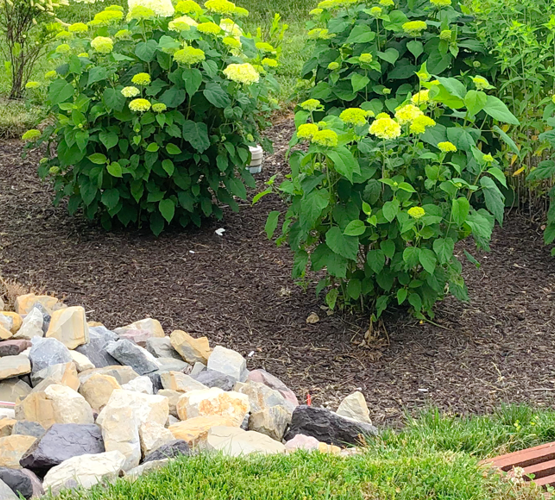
[{"x1": 1, "y1": 119, "x2": 555, "y2": 426}]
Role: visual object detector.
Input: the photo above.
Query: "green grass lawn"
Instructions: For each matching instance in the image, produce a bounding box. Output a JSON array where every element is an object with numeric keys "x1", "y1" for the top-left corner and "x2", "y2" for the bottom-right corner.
[{"x1": 50, "y1": 406, "x2": 555, "y2": 500}]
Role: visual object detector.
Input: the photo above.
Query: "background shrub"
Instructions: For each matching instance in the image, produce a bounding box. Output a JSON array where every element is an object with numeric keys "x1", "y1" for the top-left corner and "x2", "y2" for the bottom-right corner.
[{"x1": 24, "y1": 0, "x2": 281, "y2": 234}]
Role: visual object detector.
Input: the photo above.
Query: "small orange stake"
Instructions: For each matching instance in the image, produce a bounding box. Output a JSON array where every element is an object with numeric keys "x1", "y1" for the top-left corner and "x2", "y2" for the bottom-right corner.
[{"x1": 306, "y1": 393, "x2": 312, "y2": 406}]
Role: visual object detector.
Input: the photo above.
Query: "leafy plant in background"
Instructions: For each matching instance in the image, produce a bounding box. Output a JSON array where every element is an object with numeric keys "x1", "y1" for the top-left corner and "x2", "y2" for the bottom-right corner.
[
  {"x1": 298, "y1": 0, "x2": 494, "y2": 114},
  {"x1": 0, "y1": 0, "x2": 69, "y2": 99},
  {"x1": 23, "y1": 0, "x2": 281, "y2": 234},
  {"x1": 258, "y1": 73, "x2": 518, "y2": 324}
]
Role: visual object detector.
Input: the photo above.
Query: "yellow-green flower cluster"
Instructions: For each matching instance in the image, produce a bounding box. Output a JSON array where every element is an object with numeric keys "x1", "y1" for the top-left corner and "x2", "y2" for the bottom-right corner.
[
  {"x1": 402, "y1": 20, "x2": 427, "y2": 36},
  {"x1": 409, "y1": 115, "x2": 435, "y2": 134},
  {"x1": 105, "y1": 5, "x2": 124, "y2": 11},
  {"x1": 78, "y1": 52, "x2": 89, "y2": 58},
  {"x1": 430, "y1": 0, "x2": 451, "y2": 6},
  {"x1": 438, "y1": 141, "x2": 457, "y2": 153},
  {"x1": 22, "y1": 129, "x2": 41, "y2": 141},
  {"x1": 169, "y1": 17, "x2": 192, "y2": 30},
  {"x1": 176, "y1": 0, "x2": 203, "y2": 14},
  {"x1": 340, "y1": 108, "x2": 367, "y2": 126},
  {"x1": 310, "y1": 8, "x2": 323, "y2": 15},
  {"x1": 91, "y1": 9, "x2": 123, "y2": 26},
  {"x1": 395, "y1": 104, "x2": 423, "y2": 125},
  {"x1": 132, "y1": 73, "x2": 151, "y2": 85},
  {"x1": 197, "y1": 22, "x2": 221, "y2": 34},
  {"x1": 483, "y1": 154, "x2": 494, "y2": 163},
  {"x1": 411, "y1": 89, "x2": 430, "y2": 105},
  {"x1": 127, "y1": 6, "x2": 156, "y2": 21},
  {"x1": 91, "y1": 36, "x2": 114, "y2": 54},
  {"x1": 223, "y1": 36, "x2": 241, "y2": 48},
  {"x1": 439, "y1": 29, "x2": 452, "y2": 41},
  {"x1": 223, "y1": 63, "x2": 260, "y2": 84},
  {"x1": 297, "y1": 123, "x2": 319, "y2": 139},
  {"x1": 128, "y1": 0, "x2": 174, "y2": 17},
  {"x1": 369, "y1": 115, "x2": 401, "y2": 140},
  {"x1": 152, "y1": 103, "x2": 167, "y2": 113},
  {"x1": 173, "y1": 46, "x2": 206, "y2": 65},
  {"x1": 359, "y1": 53, "x2": 373, "y2": 64},
  {"x1": 408, "y1": 206, "x2": 425, "y2": 219},
  {"x1": 262, "y1": 58, "x2": 278, "y2": 67},
  {"x1": 129, "y1": 98, "x2": 151, "y2": 112},
  {"x1": 68, "y1": 22, "x2": 88, "y2": 33},
  {"x1": 328, "y1": 62, "x2": 340, "y2": 70},
  {"x1": 115, "y1": 29, "x2": 132, "y2": 39},
  {"x1": 256, "y1": 42, "x2": 275, "y2": 53},
  {"x1": 55, "y1": 44, "x2": 71, "y2": 54},
  {"x1": 307, "y1": 28, "x2": 332, "y2": 39},
  {"x1": 312, "y1": 129, "x2": 338, "y2": 147},
  {"x1": 220, "y1": 18, "x2": 242, "y2": 37},
  {"x1": 25, "y1": 81, "x2": 40, "y2": 89},
  {"x1": 45, "y1": 70, "x2": 57, "y2": 80},
  {"x1": 379, "y1": 0, "x2": 394, "y2": 5},
  {"x1": 204, "y1": 0, "x2": 236, "y2": 14},
  {"x1": 121, "y1": 86, "x2": 141, "y2": 98},
  {"x1": 472, "y1": 76, "x2": 493, "y2": 90},
  {"x1": 300, "y1": 99, "x2": 322, "y2": 112},
  {"x1": 55, "y1": 31, "x2": 73, "y2": 40},
  {"x1": 369, "y1": 6, "x2": 382, "y2": 16}
]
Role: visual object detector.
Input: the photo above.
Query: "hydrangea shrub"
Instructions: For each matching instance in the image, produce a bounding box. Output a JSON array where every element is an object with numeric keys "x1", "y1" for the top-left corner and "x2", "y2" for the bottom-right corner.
[
  {"x1": 24, "y1": 0, "x2": 280, "y2": 234},
  {"x1": 258, "y1": 73, "x2": 519, "y2": 322}
]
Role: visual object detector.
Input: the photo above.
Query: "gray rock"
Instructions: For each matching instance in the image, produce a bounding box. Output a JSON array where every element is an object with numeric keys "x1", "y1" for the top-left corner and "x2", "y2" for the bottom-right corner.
[
  {"x1": 75, "y1": 328, "x2": 120, "y2": 369},
  {"x1": 207, "y1": 346, "x2": 247, "y2": 382},
  {"x1": 20, "y1": 423, "x2": 105, "y2": 475},
  {"x1": 141, "y1": 440, "x2": 190, "y2": 464},
  {"x1": 28, "y1": 338, "x2": 71, "y2": 374},
  {"x1": 156, "y1": 358, "x2": 189, "y2": 372},
  {"x1": 12, "y1": 421, "x2": 45, "y2": 439},
  {"x1": 285, "y1": 406, "x2": 378, "y2": 446},
  {"x1": 105, "y1": 340, "x2": 159, "y2": 376},
  {"x1": 194, "y1": 370, "x2": 235, "y2": 391},
  {"x1": 146, "y1": 372, "x2": 163, "y2": 393},
  {"x1": 145, "y1": 338, "x2": 182, "y2": 360},
  {"x1": 247, "y1": 369, "x2": 299, "y2": 408},
  {"x1": 32, "y1": 303, "x2": 51, "y2": 333},
  {"x1": 0, "y1": 468, "x2": 43, "y2": 499},
  {"x1": 190, "y1": 362, "x2": 206, "y2": 377},
  {"x1": 0, "y1": 478, "x2": 17, "y2": 500}
]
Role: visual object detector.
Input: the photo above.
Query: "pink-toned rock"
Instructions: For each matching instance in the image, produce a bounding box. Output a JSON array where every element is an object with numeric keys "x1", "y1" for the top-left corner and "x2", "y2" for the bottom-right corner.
[
  {"x1": 0, "y1": 339, "x2": 31, "y2": 357},
  {"x1": 284, "y1": 434, "x2": 320, "y2": 452},
  {"x1": 247, "y1": 369, "x2": 298, "y2": 409},
  {"x1": 117, "y1": 330, "x2": 152, "y2": 347}
]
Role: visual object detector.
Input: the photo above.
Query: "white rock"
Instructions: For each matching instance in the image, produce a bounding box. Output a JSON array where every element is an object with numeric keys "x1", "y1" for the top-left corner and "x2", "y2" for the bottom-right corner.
[
  {"x1": 336, "y1": 391, "x2": 372, "y2": 424},
  {"x1": 99, "y1": 405, "x2": 141, "y2": 471},
  {"x1": 207, "y1": 346, "x2": 247, "y2": 382},
  {"x1": 42, "y1": 451, "x2": 126, "y2": 495},
  {"x1": 176, "y1": 388, "x2": 249, "y2": 426},
  {"x1": 45, "y1": 306, "x2": 89, "y2": 349},
  {"x1": 202, "y1": 426, "x2": 285, "y2": 456},
  {"x1": 122, "y1": 376, "x2": 154, "y2": 395},
  {"x1": 12, "y1": 308, "x2": 43, "y2": 340},
  {"x1": 69, "y1": 351, "x2": 95, "y2": 372},
  {"x1": 44, "y1": 384, "x2": 94, "y2": 425},
  {"x1": 97, "y1": 390, "x2": 169, "y2": 428},
  {"x1": 139, "y1": 422, "x2": 174, "y2": 456}
]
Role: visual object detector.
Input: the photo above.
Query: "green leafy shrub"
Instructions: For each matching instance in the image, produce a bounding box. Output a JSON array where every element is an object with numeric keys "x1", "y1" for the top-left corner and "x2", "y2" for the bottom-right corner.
[
  {"x1": 298, "y1": 0, "x2": 493, "y2": 113},
  {"x1": 24, "y1": 0, "x2": 280, "y2": 234},
  {"x1": 259, "y1": 74, "x2": 518, "y2": 321},
  {"x1": 0, "y1": 0, "x2": 68, "y2": 98}
]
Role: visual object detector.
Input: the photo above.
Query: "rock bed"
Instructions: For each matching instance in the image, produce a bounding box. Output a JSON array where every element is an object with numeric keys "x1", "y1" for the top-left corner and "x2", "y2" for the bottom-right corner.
[{"x1": 0, "y1": 293, "x2": 377, "y2": 498}]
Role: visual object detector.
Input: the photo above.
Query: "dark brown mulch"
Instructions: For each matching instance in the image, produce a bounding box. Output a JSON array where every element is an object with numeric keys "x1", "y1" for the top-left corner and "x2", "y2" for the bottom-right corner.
[{"x1": 1, "y1": 119, "x2": 555, "y2": 426}]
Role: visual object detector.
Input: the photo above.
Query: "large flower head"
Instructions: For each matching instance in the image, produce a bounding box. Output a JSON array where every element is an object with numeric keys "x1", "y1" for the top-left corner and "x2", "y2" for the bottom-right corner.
[
  {"x1": 430, "y1": 0, "x2": 451, "y2": 6},
  {"x1": 340, "y1": 108, "x2": 367, "y2": 126},
  {"x1": 129, "y1": 98, "x2": 151, "y2": 112},
  {"x1": 223, "y1": 63, "x2": 259, "y2": 84},
  {"x1": 152, "y1": 103, "x2": 167, "y2": 113},
  {"x1": 300, "y1": 99, "x2": 322, "y2": 112},
  {"x1": 297, "y1": 123, "x2": 319, "y2": 140},
  {"x1": 409, "y1": 115, "x2": 436, "y2": 134},
  {"x1": 395, "y1": 104, "x2": 423, "y2": 125},
  {"x1": 22, "y1": 129, "x2": 41, "y2": 141},
  {"x1": 173, "y1": 46, "x2": 206, "y2": 65},
  {"x1": 223, "y1": 36, "x2": 241, "y2": 48},
  {"x1": 408, "y1": 206, "x2": 425, "y2": 219},
  {"x1": 220, "y1": 18, "x2": 242, "y2": 37},
  {"x1": 55, "y1": 43, "x2": 71, "y2": 54},
  {"x1": 93, "y1": 9, "x2": 124, "y2": 25},
  {"x1": 359, "y1": 53, "x2": 373, "y2": 64},
  {"x1": 169, "y1": 16, "x2": 193, "y2": 30},
  {"x1": 311, "y1": 129, "x2": 338, "y2": 147},
  {"x1": 128, "y1": 0, "x2": 174, "y2": 17},
  {"x1": 369, "y1": 116, "x2": 401, "y2": 140},
  {"x1": 68, "y1": 22, "x2": 88, "y2": 33},
  {"x1": 175, "y1": 0, "x2": 203, "y2": 14},
  {"x1": 197, "y1": 21, "x2": 221, "y2": 34},
  {"x1": 25, "y1": 81, "x2": 40, "y2": 89},
  {"x1": 204, "y1": 0, "x2": 236, "y2": 14},
  {"x1": 411, "y1": 90, "x2": 430, "y2": 105},
  {"x1": 122, "y1": 86, "x2": 141, "y2": 98},
  {"x1": 438, "y1": 141, "x2": 457, "y2": 153},
  {"x1": 115, "y1": 29, "x2": 132, "y2": 39},
  {"x1": 402, "y1": 20, "x2": 427, "y2": 36},
  {"x1": 472, "y1": 76, "x2": 493, "y2": 90},
  {"x1": 127, "y1": 5, "x2": 156, "y2": 20},
  {"x1": 91, "y1": 36, "x2": 114, "y2": 54},
  {"x1": 132, "y1": 72, "x2": 151, "y2": 85}
]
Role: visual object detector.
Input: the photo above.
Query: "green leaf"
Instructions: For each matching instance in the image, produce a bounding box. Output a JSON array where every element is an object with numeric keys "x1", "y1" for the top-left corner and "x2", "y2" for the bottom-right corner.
[
  {"x1": 162, "y1": 159, "x2": 174, "y2": 176},
  {"x1": 159, "y1": 87, "x2": 186, "y2": 108},
  {"x1": 146, "y1": 143, "x2": 159, "y2": 152},
  {"x1": 346, "y1": 24, "x2": 376, "y2": 44},
  {"x1": 88, "y1": 153, "x2": 107, "y2": 164},
  {"x1": 487, "y1": 167, "x2": 507, "y2": 188},
  {"x1": 107, "y1": 162, "x2": 122, "y2": 177},
  {"x1": 150, "y1": 212, "x2": 164, "y2": 236},
  {"x1": 101, "y1": 188, "x2": 120, "y2": 210},
  {"x1": 544, "y1": 224, "x2": 555, "y2": 245},
  {"x1": 183, "y1": 68, "x2": 203, "y2": 97},
  {"x1": 159, "y1": 198, "x2": 175, "y2": 223},
  {"x1": 466, "y1": 209, "x2": 495, "y2": 240},
  {"x1": 380, "y1": 239, "x2": 395, "y2": 258},
  {"x1": 292, "y1": 250, "x2": 308, "y2": 278},
  {"x1": 347, "y1": 279, "x2": 361, "y2": 300},
  {"x1": 493, "y1": 125, "x2": 520, "y2": 156},
  {"x1": 325, "y1": 288, "x2": 339, "y2": 310},
  {"x1": 382, "y1": 199, "x2": 399, "y2": 222},
  {"x1": 203, "y1": 82, "x2": 231, "y2": 108},
  {"x1": 265, "y1": 211, "x2": 280, "y2": 239},
  {"x1": 88, "y1": 66, "x2": 107, "y2": 86},
  {"x1": 527, "y1": 160, "x2": 555, "y2": 181},
  {"x1": 103, "y1": 88, "x2": 126, "y2": 112},
  {"x1": 483, "y1": 96, "x2": 520, "y2": 125},
  {"x1": 480, "y1": 176, "x2": 505, "y2": 224},
  {"x1": 419, "y1": 248, "x2": 437, "y2": 274},
  {"x1": 397, "y1": 288, "x2": 407, "y2": 305},
  {"x1": 344, "y1": 219, "x2": 366, "y2": 236},
  {"x1": 367, "y1": 249, "x2": 385, "y2": 274},
  {"x1": 48, "y1": 79, "x2": 74, "y2": 105},
  {"x1": 408, "y1": 292, "x2": 422, "y2": 311},
  {"x1": 182, "y1": 121, "x2": 210, "y2": 153},
  {"x1": 403, "y1": 247, "x2": 420, "y2": 267},
  {"x1": 166, "y1": 143, "x2": 182, "y2": 155},
  {"x1": 433, "y1": 237, "x2": 454, "y2": 265},
  {"x1": 437, "y1": 77, "x2": 467, "y2": 100},
  {"x1": 452, "y1": 197, "x2": 470, "y2": 225},
  {"x1": 327, "y1": 146, "x2": 360, "y2": 182},
  {"x1": 299, "y1": 189, "x2": 329, "y2": 230},
  {"x1": 99, "y1": 131, "x2": 118, "y2": 150},
  {"x1": 351, "y1": 73, "x2": 370, "y2": 93},
  {"x1": 377, "y1": 48, "x2": 399, "y2": 65},
  {"x1": 135, "y1": 40, "x2": 158, "y2": 62},
  {"x1": 325, "y1": 226, "x2": 359, "y2": 260},
  {"x1": 464, "y1": 90, "x2": 487, "y2": 116},
  {"x1": 406, "y1": 40, "x2": 423, "y2": 58}
]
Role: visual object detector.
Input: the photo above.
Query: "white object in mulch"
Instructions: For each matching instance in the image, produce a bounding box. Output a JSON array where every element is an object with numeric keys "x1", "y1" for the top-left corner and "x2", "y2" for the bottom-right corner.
[{"x1": 247, "y1": 145, "x2": 264, "y2": 174}]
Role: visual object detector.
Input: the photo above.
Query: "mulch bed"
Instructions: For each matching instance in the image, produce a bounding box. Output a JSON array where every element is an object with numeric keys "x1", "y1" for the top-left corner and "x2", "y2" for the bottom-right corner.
[{"x1": 1, "y1": 118, "x2": 555, "y2": 426}]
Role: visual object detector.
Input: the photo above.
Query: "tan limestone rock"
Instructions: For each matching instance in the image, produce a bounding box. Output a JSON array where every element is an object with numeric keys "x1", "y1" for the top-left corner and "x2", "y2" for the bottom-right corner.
[
  {"x1": 168, "y1": 416, "x2": 235, "y2": 447},
  {"x1": 336, "y1": 391, "x2": 372, "y2": 424},
  {"x1": 31, "y1": 362, "x2": 80, "y2": 392},
  {"x1": 202, "y1": 426, "x2": 285, "y2": 456},
  {"x1": 0, "y1": 435, "x2": 37, "y2": 468},
  {"x1": 14, "y1": 392, "x2": 56, "y2": 429},
  {"x1": 160, "y1": 372, "x2": 206, "y2": 393},
  {"x1": 46, "y1": 306, "x2": 89, "y2": 349},
  {"x1": 0, "y1": 379, "x2": 31, "y2": 404},
  {"x1": 78, "y1": 366, "x2": 139, "y2": 386},
  {"x1": 44, "y1": 384, "x2": 94, "y2": 425},
  {"x1": 15, "y1": 294, "x2": 58, "y2": 315},
  {"x1": 79, "y1": 374, "x2": 121, "y2": 411},
  {"x1": 98, "y1": 406, "x2": 140, "y2": 471},
  {"x1": 69, "y1": 351, "x2": 95, "y2": 372},
  {"x1": 139, "y1": 422, "x2": 174, "y2": 456},
  {"x1": 97, "y1": 390, "x2": 169, "y2": 429},
  {"x1": 170, "y1": 330, "x2": 211, "y2": 364},
  {"x1": 158, "y1": 389, "x2": 181, "y2": 418},
  {"x1": 248, "y1": 406, "x2": 291, "y2": 441},
  {"x1": 0, "y1": 312, "x2": 22, "y2": 334},
  {"x1": 0, "y1": 419, "x2": 16, "y2": 437},
  {"x1": 0, "y1": 355, "x2": 31, "y2": 380}
]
